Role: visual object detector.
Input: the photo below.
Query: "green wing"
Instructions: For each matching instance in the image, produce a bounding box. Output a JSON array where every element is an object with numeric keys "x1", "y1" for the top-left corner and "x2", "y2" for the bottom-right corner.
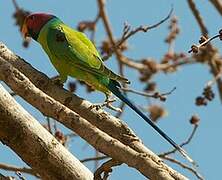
[{"x1": 46, "y1": 23, "x2": 129, "y2": 83}]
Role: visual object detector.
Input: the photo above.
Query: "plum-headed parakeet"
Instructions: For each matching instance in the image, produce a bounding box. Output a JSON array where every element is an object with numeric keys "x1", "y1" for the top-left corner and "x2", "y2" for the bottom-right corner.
[{"x1": 22, "y1": 13, "x2": 194, "y2": 164}]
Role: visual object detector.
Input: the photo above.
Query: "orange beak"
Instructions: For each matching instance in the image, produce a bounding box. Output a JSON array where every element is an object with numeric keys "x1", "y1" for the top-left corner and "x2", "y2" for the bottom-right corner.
[{"x1": 21, "y1": 21, "x2": 29, "y2": 38}]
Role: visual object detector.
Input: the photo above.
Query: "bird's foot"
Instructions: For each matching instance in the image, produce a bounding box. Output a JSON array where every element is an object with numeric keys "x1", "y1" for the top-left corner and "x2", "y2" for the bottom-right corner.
[
  {"x1": 90, "y1": 103, "x2": 103, "y2": 111},
  {"x1": 51, "y1": 75, "x2": 64, "y2": 87},
  {"x1": 91, "y1": 98, "x2": 122, "y2": 112},
  {"x1": 105, "y1": 98, "x2": 122, "y2": 112}
]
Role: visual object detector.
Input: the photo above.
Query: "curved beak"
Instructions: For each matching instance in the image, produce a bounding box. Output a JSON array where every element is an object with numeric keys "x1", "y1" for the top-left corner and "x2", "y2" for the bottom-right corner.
[{"x1": 21, "y1": 21, "x2": 29, "y2": 38}]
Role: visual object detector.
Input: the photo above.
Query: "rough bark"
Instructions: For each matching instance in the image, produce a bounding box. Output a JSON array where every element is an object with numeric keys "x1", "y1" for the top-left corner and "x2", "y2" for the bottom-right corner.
[
  {"x1": 0, "y1": 84, "x2": 93, "y2": 180},
  {"x1": 0, "y1": 42, "x2": 188, "y2": 180}
]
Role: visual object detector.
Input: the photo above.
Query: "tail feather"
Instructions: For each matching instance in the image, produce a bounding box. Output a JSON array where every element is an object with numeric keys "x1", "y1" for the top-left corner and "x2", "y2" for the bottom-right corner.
[{"x1": 107, "y1": 80, "x2": 195, "y2": 165}]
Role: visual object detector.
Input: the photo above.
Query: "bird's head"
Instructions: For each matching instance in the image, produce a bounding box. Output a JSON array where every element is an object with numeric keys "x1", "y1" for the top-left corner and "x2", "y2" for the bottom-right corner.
[{"x1": 22, "y1": 13, "x2": 55, "y2": 41}]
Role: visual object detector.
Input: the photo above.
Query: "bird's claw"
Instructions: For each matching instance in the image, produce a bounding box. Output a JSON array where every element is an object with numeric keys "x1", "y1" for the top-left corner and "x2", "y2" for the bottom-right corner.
[
  {"x1": 106, "y1": 103, "x2": 122, "y2": 112},
  {"x1": 51, "y1": 76, "x2": 64, "y2": 87},
  {"x1": 91, "y1": 98, "x2": 122, "y2": 112},
  {"x1": 91, "y1": 103, "x2": 103, "y2": 111}
]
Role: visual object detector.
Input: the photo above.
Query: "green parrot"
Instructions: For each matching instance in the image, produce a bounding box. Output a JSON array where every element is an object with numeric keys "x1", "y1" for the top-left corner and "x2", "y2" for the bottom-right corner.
[{"x1": 22, "y1": 13, "x2": 194, "y2": 164}]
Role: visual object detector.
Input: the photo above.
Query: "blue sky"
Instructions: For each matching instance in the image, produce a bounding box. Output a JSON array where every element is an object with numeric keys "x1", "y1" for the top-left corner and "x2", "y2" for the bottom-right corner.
[{"x1": 1, "y1": 0, "x2": 222, "y2": 179}]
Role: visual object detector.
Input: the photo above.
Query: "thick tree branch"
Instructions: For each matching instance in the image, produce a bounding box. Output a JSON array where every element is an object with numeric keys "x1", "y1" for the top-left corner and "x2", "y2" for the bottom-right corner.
[
  {"x1": 0, "y1": 42, "x2": 187, "y2": 179},
  {"x1": 0, "y1": 84, "x2": 93, "y2": 180},
  {"x1": 0, "y1": 42, "x2": 151, "y2": 162},
  {"x1": 0, "y1": 42, "x2": 143, "y2": 155}
]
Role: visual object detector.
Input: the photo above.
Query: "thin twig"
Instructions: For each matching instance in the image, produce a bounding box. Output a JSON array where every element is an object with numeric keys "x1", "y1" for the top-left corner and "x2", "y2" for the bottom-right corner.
[
  {"x1": 187, "y1": 0, "x2": 222, "y2": 103},
  {"x1": 97, "y1": 0, "x2": 115, "y2": 44},
  {"x1": 187, "y1": 0, "x2": 208, "y2": 36},
  {"x1": 165, "y1": 16, "x2": 179, "y2": 53},
  {"x1": 80, "y1": 156, "x2": 108, "y2": 163},
  {"x1": 206, "y1": 70, "x2": 222, "y2": 87},
  {"x1": 159, "y1": 57, "x2": 196, "y2": 71},
  {"x1": 94, "y1": 159, "x2": 122, "y2": 180},
  {"x1": 209, "y1": 0, "x2": 222, "y2": 16},
  {"x1": 0, "y1": 163, "x2": 39, "y2": 177},
  {"x1": 90, "y1": 13, "x2": 101, "y2": 43},
  {"x1": 12, "y1": 0, "x2": 19, "y2": 10},
  {"x1": 159, "y1": 124, "x2": 198, "y2": 157},
  {"x1": 103, "y1": 6, "x2": 173, "y2": 60},
  {"x1": 94, "y1": 151, "x2": 100, "y2": 171},
  {"x1": 53, "y1": 119, "x2": 57, "y2": 132},
  {"x1": 188, "y1": 34, "x2": 220, "y2": 53},
  {"x1": 117, "y1": 6, "x2": 173, "y2": 48},
  {"x1": 162, "y1": 156, "x2": 204, "y2": 180},
  {"x1": 65, "y1": 133, "x2": 78, "y2": 138},
  {"x1": 121, "y1": 86, "x2": 176, "y2": 99},
  {"x1": 98, "y1": 0, "x2": 145, "y2": 70},
  {"x1": 46, "y1": 117, "x2": 52, "y2": 134}
]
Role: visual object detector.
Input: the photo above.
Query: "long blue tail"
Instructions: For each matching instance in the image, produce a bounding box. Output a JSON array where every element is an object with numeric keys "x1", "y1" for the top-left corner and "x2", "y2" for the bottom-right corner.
[{"x1": 107, "y1": 80, "x2": 195, "y2": 164}]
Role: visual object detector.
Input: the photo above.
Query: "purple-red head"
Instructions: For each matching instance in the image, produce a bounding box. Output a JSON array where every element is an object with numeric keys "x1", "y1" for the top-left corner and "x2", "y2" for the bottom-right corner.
[{"x1": 22, "y1": 13, "x2": 55, "y2": 40}]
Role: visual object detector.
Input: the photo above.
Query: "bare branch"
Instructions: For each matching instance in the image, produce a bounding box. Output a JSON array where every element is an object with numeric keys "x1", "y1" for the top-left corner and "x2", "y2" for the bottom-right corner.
[
  {"x1": 159, "y1": 124, "x2": 198, "y2": 157},
  {"x1": 103, "y1": 6, "x2": 173, "y2": 60},
  {"x1": 187, "y1": 0, "x2": 222, "y2": 103},
  {"x1": 80, "y1": 156, "x2": 108, "y2": 163},
  {"x1": 0, "y1": 42, "x2": 187, "y2": 180},
  {"x1": 206, "y1": 70, "x2": 222, "y2": 87},
  {"x1": 162, "y1": 156, "x2": 204, "y2": 180},
  {"x1": 209, "y1": 0, "x2": 222, "y2": 16},
  {"x1": 0, "y1": 84, "x2": 93, "y2": 180},
  {"x1": 187, "y1": 0, "x2": 208, "y2": 36},
  {"x1": 97, "y1": 0, "x2": 146, "y2": 71},
  {"x1": 0, "y1": 163, "x2": 38, "y2": 177},
  {"x1": 0, "y1": 42, "x2": 146, "y2": 158},
  {"x1": 12, "y1": 0, "x2": 19, "y2": 10},
  {"x1": 121, "y1": 87, "x2": 176, "y2": 101},
  {"x1": 188, "y1": 34, "x2": 220, "y2": 53},
  {"x1": 94, "y1": 159, "x2": 122, "y2": 180}
]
